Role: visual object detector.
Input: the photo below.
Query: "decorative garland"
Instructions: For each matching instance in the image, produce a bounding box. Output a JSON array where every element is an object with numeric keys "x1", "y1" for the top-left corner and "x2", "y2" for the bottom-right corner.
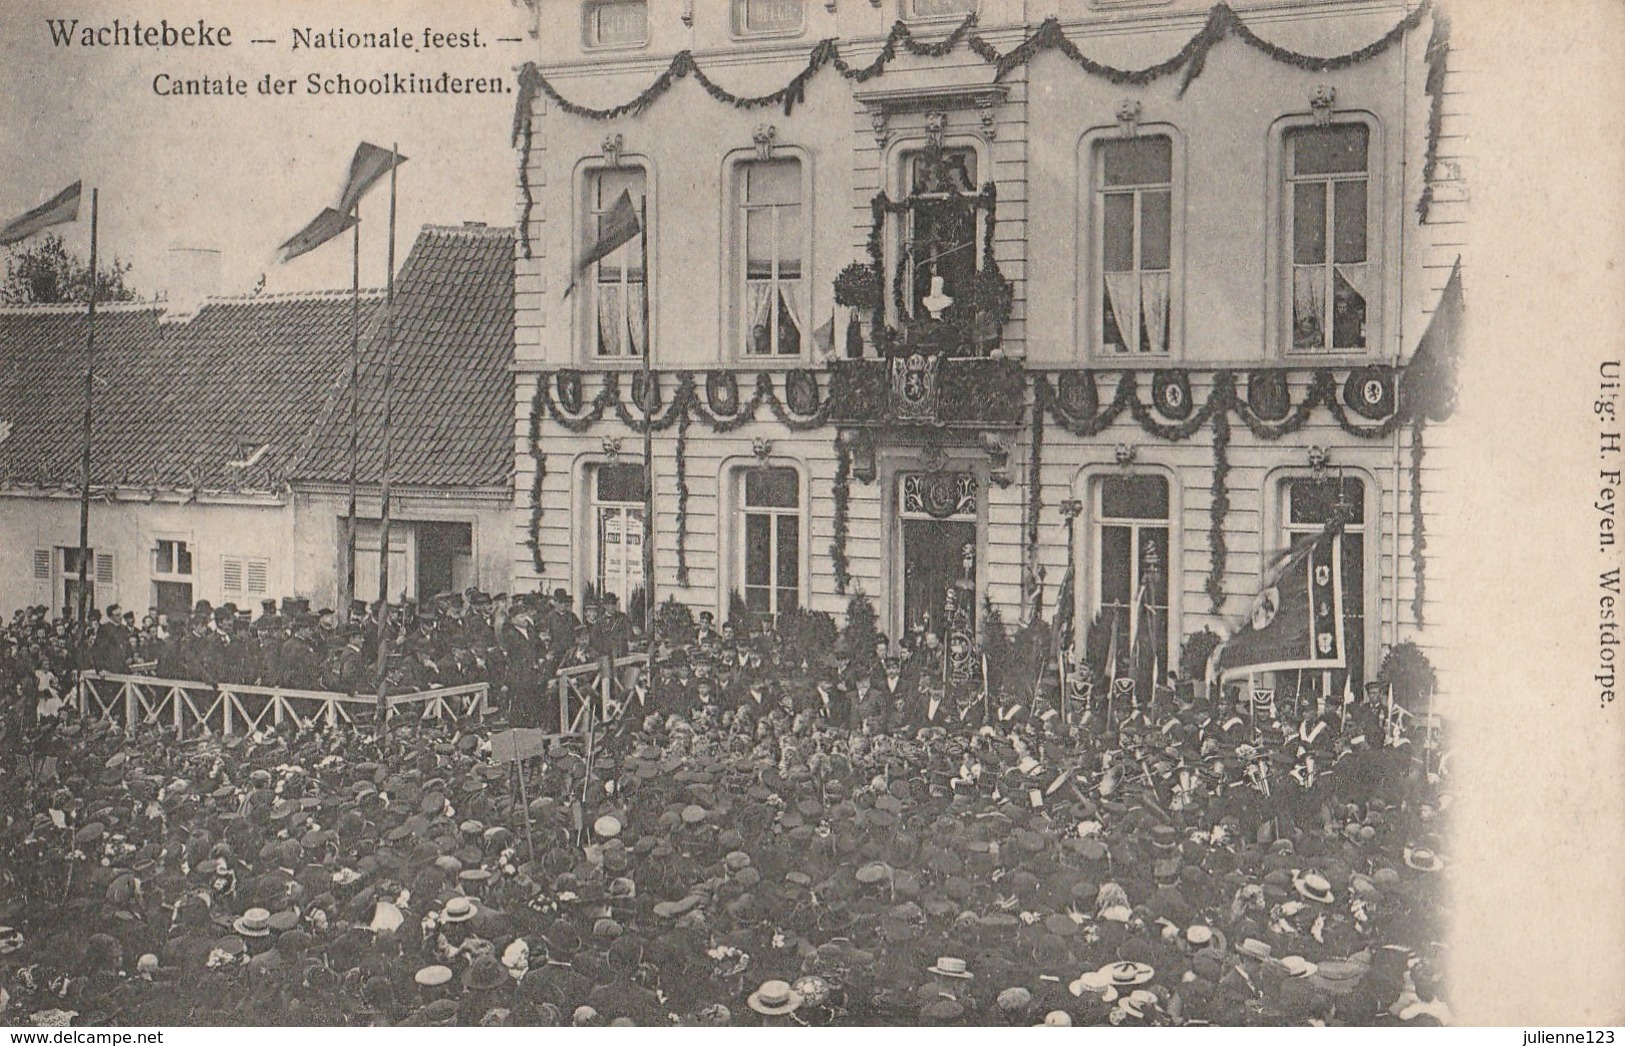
[
  {"x1": 1025, "y1": 381, "x2": 1044, "y2": 608},
  {"x1": 517, "y1": 114, "x2": 535, "y2": 260},
  {"x1": 512, "y1": 3, "x2": 1429, "y2": 130},
  {"x1": 675, "y1": 402, "x2": 691, "y2": 587},
  {"x1": 1206, "y1": 379, "x2": 1233, "y2": 615},
  {"x1": 1417, "y1": 7, "x2": 1452, "y2": 223},
  {"x1": 526, "y1": 377, "x2": 547, "y2": 575},
  {"x1": 1410, "y1": 415, "x2": 1428, "y2": 627},
  {"x1": 831, "y1": 432, "x2": 852, "y2": 595}
]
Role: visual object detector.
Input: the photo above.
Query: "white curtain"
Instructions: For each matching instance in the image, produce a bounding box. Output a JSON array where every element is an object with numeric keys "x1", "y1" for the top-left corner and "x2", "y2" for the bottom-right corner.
[
  {"x1": 777, "y1": 281, "x2": 803, "y2": 353},
  {"x1": 597, "y1": 285, "x2": 625, "y2": 356},
  {"x1": 1103, "y1": 272, "x2": 1139, "y2": 353},
  {"x1": 1334, "y1": 263, "x2": 1371, "y2": 312},
  {"x1": 1140, "y1": 272, "x2": 1171, "y2": 354},
  {"x1": 1292, "y1": 266, "x2": 1325, "y2": 348},
  {"x1": 746, "y1": 281, "x2": 774, "y2": 354},
  {"x1": 625, "y1": 282, "x2": 647, "y2": 357}
]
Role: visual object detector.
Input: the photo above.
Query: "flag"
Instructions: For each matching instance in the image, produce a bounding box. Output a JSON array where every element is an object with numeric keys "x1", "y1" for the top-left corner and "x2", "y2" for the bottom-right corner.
[
  {"x1": 490, "y1": 727, "x2": 549, "y2": 763},
  {"x1": 0, "y1": 181, "x2": 81, "y2": 245},
  {"x1": 336, "y1": 143, "x2": 407, "y2": 215},
  {"x1": 577, "y1": 189, "x2": 639, "y2": 274},
  {"x1": 812, "y1": 315, "x2": 835, "y2": 358},
  {"x1": 1402, "y1": 257, "x2": 1464, "y2": 422},
  {"x1": 1052, "y1": 563, "x2": 1076, "y2": 649},
  {"x1": 278, "y1": 208, "x2": 359, "y2": 263},
  {"x1": 1215, "y1": 524, "x2": 1346, "y2": 681}
]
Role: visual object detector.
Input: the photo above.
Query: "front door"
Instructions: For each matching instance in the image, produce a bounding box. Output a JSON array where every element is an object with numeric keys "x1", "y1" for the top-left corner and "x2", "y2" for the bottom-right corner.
[{"x1": 897, "y1": 470, "x2": 980, "y2": 646}]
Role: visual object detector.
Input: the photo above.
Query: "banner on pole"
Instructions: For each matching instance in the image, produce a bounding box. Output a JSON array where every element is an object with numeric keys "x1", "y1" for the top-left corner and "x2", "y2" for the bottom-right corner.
[
  {"x1": 1216, "y1": 525, "x2": 1346, "y2": 681},
  {"x1": 490, "y1": 727, "x2": 549, "y2": 763},
  {"x1": 0, "y1": 181, "x2": 81, "y2": 245}
]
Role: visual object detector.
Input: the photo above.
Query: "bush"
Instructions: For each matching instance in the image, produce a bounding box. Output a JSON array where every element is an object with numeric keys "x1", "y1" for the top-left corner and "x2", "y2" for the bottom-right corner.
[
  {"x1": 980, "y1": 596, "x2": 1012, "y2": 691},
  {"x1": 727, "y1": 590, "x2": 750, "y2": 630},
  {"x1": 654, "y1": 596, "x2": 696, "y2": 646},
  {"x1": 778, "y1": 607, "x2": 838, "y2": 667},
  {"x1": 843, "y1": 590, "x2": 880, "y2": 664},
  {"x1": 1378, "y1": 641, "x2": 1438, "y2": 710},
  {"x1": 1178, "y1": 628, "x2": 1224, "y2": 684}
]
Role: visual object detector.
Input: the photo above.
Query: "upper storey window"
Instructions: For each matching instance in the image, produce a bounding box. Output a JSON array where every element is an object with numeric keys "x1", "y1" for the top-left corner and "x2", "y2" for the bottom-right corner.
[
  {"x1": 1095, "y1": 135, "x2": 1174, "y2": 356},
  {"x1": 733, "y1": 0, "x2": 804, "y2": 35},
  {"x1": 587, "y1": 166, "x2": 647, "y2": 359},
  {"x1": 737, "y1": 158, "x2": 806, "y2": 357},
  {"x1": 903, "y1": 146, "x2": 980, "y2": 322},
  {"x1": 906, "y1": 0, "x2": 977, "y2": 16},
  {"x1": 1286, "y1": 124, "x2": 1372, "y2": 353},
  {"x1": 583, "y1": 0, "x2": 647, "y2": 48}
]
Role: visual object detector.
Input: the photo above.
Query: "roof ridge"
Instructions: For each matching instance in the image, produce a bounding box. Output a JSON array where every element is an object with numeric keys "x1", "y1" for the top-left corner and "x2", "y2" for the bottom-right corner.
[
  {"x1": 200, "y1": 288, "x2": 386, "y2": 305},
  {"x1": 419, "y1": 223, "x2": 515, "y2": 239},
  {"x1": 0, "y1": 300, "x2": 164, "y2": 315}
]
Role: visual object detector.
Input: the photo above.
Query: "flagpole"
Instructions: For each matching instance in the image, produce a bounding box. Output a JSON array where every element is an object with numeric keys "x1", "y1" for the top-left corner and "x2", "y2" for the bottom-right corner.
[
  {"x1": 344, "y1": 202, "x2": 360, "y2": 623},
  {"x1": 76, "y1": 188, "x2": 98, "y2": 626},
  {"x1": 639, "y1": 194, "x2": 655, "y2": 655},
  {"x1": 375, "y1": 144, "x2": 398, "y2": 717}
]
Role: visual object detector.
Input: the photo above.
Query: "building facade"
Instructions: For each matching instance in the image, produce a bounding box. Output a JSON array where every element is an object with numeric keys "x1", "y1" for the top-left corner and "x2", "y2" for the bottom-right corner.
[{"x1": 513, "y1": 0, "x2": 1466, "y2": 695}]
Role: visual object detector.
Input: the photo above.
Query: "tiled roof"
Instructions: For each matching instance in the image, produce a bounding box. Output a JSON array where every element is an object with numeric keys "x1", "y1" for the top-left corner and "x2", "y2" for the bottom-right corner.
[
  {"x1": 0, "y1": 293, "x2": 382, "y2": 492},
  {"x1": 0, "y1": 224, "x2": 515, "y2": 495},
  {"x1": 294, "y1": 224, "x2": 515, "y2": 489}
]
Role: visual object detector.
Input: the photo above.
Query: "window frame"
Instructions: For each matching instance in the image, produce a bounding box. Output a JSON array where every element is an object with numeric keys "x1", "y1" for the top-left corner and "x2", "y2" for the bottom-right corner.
[
  {"x1": 738, "y1": 466, "x2": 804, "y2": 621},
  {"x1": 901, "y1": 0, "x2": 979, "y2": 21},
  {"x1": 1268, "y1": 111, "x2": 1385, "y2": 360},
  {"x1": 884, "y1": 136, "x2": 991, "y2": 330},
  {"x1": 575, "y1": 159, "x2": 656, "y2": 367},
  {"x1": 589, "y1": 462, "x2": 649, "y2": 610},
  {"x1": 719, "y1": 457, "x2": 810, "y2": 625},
  {"x1": 1078, "y1": 124, "x2": 1185, "y2": 361},
  {"x1": 582, "y1": 0, "x2": 649, "y2": 51},
  {"x1": 1072, "y1": 465, "x2": 1181, "y2": 663},
  {"x1": 724, "y1": 149, "x2": 813, "y2": 363},
  {"x1": 730, "y1": 0, "x2": 806, "y2": 40},
  {"x1": 1089, "y1": 472, "x2": 1173, "y2": 662},
  {"x1": 1263, "y1": 466, "x2": 1381, "y2": 685}
]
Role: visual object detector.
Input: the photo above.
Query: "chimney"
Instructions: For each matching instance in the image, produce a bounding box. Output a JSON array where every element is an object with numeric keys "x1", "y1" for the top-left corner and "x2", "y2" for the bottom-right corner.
[{"x1": 162, "y1": 247, "x2": 222, "y2": 320}]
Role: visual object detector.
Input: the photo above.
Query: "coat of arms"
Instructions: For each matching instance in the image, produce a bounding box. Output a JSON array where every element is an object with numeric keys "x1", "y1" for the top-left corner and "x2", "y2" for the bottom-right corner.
[{"x1": 889, "y1": 351, "x2": 942, "y2": 422}]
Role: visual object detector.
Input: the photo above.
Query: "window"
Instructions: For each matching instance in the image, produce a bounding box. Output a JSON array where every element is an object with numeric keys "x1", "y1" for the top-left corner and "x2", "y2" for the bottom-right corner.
[
  {"x1": 56, "y1": 546, "x2": 115, "y2": 617},
  {"x1": 740, "y1": 467, "x2": 801, "y2": 620},
  {"x1": 1286, "y1": 124, "x2": 1372, "y2": 353},
  {"x1": 593, "y1": 464, "x2": 648, "y2": 608},
  {"x1": 1282, "y1": 477, "x2": 1367, "y2": 691},
  {"x1": 221, "y1": 555, "x2": 269, "y2": 601},
  {"x1": 738, "y1": 159, "x2": 804, "y2": 357},
  {"x1": 733, "y1": 0, "x2": 803, "y2": 34},
  {"x1": 907, "y1": 0, "x2": 977, "y2": 16},
  {"x1": 587, "y1": 167, "x2": 647, "y2": 359},
  {"x1": 153, "y1": 539, "x2": 194, "y2": 622},
  {"x1": 583, "y1": 0, "x2": 647, "y2": 47},
  {"x1": 1095, "y1": 135, "x2": 1173, "y2": 355},
  {"x1": 1092, "y1": 476, "x2": 1170, "y2": 672},
  {"x1": 902, "y1": 146, "x2": 981, "y2": 322}
]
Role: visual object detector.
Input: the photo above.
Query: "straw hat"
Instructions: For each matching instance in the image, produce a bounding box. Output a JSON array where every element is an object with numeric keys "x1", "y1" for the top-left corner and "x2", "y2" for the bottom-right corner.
[
  {"x1": 1294, "y1": 871, "x2": 1335, "y2": 904},
  {"x1": 928, "y1": 956, "x2": 974, "y2": 979},
  {"x1": 1098, "y1": 960, "x2": 1154, "y2": 986},
  {"x1": 232, "y1": 908, "x2": 272, "y2": 937},
  {"x1": 747, "y1": 979, "x2": 803, "y2": 1015},
  {"x1": 1404, "y1": 847, "x2": 1445, "y2": 873},
  {"x1": 1041, "y1": 1011, "x2": 1072, "y2": 1026},
  {"x1": 441, "y1": 897, "x2": 479, "y2": 923}
]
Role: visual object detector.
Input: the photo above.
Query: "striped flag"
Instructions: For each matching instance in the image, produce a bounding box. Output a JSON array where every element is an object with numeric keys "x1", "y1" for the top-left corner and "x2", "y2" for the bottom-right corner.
[
  {"x1": 0, "y1": 181, "x2": 81, "y2": 245},
  {"x1": 337, "y1": 143, "x2": 408, "y2": 215},
  {"x1": 812, "y1": 315, "x2": 835, "y2": 358},
  {"x1": 577, "y1": 189, "x2": 640, "y2": 274},
  {"x1": 278, "y1": 208, "x2": 359, "y2": 263}
]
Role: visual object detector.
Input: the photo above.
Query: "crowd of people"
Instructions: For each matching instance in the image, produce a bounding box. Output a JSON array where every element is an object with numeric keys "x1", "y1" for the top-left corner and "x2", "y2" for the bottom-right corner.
[{"x1": 0, "y1": 589, "x2": 1452, "y2": 1027}]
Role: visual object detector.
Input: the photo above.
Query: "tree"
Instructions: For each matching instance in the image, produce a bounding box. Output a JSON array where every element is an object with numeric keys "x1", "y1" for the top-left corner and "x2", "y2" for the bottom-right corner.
[{"x1": 2, "y1": 233, "x2": 137, "y2": 305}]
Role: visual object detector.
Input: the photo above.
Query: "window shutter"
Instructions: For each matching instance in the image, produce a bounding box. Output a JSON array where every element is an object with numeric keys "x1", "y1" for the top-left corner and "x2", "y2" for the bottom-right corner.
[
  {"x1": 33, "y1": 549, "x2": 51, "y2": 580},
  {"x1": 246, "y1": 559, "x2": 268, "y2": 595},
  {"x1": 95, "y1": 552, "x2": 115, "y2": 585},
  {"x1": 222, "y1": 557, "x2": 243, "y2": 594}
]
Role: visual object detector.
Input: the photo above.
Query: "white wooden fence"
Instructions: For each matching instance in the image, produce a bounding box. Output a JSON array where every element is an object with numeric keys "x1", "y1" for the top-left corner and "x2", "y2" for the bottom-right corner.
[
  {"x1": 554, "y1": 654, "x2": 649, "y2": 734},
  {"x1": 74, "y1": 672, "x2": 491, "y2": 737}
]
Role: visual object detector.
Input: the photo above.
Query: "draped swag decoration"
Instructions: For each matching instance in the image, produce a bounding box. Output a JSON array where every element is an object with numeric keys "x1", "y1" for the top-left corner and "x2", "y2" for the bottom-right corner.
[
  {"x1": 1416, "y1": 8, "x2": 1452, "y2": 223},
  {"x1": 511, "y1": 4, "x2": 1432, "y2": 127},
  {"x1": 527, "y1": 364, "x2": 1433, "y2": 626}
]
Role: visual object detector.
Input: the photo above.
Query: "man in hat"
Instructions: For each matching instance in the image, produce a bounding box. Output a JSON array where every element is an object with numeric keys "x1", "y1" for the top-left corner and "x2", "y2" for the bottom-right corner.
[{"x1": 278, "y1": 617, "x2": 323, "y2": 691}]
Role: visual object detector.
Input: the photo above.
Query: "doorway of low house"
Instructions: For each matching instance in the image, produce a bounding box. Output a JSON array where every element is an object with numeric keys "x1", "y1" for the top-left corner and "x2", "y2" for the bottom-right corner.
[{"x1": 415, "y1": 521, "x2": 474, "y2": 600}]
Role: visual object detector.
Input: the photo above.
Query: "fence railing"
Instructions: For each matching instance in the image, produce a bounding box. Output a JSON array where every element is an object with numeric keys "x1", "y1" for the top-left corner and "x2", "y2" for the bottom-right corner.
[
  {"x1": 555, "y1": 654, "x2": 649, "y2": 735},
  {"x1": 75, "y1": 672, "x2": 491, "y2": 738}
]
